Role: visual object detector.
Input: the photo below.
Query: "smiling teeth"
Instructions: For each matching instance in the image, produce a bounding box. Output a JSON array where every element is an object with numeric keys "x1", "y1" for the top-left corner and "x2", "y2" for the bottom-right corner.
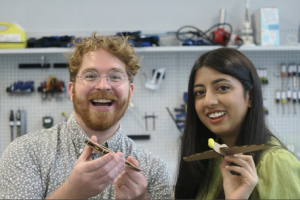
[
  {"x1": 208, "y1": 111, "x2": 226, "y2": 118},
  {"x1": 92, "y1": 99, "x2": 112, "y2": 103}
]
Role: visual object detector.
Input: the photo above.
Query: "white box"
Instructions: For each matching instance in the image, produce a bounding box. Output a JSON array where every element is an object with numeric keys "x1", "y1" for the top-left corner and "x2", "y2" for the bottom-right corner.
[{"x1": 253, "y1": 8, "x2": 280, "y2": 46}]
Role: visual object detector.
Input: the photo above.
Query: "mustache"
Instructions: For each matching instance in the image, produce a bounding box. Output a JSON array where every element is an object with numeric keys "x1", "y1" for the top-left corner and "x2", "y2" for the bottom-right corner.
[{"x1": 88, "y1": 92, "x2": 118, "y2": 101}]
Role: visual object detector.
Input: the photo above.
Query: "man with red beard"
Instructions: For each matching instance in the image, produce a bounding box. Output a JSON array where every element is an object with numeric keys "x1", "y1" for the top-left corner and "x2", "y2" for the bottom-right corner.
[{"x1": 0, "y1": 33, "x2": 172, "y2": 199}]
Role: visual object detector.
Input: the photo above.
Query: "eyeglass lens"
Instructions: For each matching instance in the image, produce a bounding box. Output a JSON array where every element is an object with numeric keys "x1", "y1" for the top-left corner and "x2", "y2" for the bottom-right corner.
[{"x1": 82, "y1": 70, "x2": 126, "y2": 87}]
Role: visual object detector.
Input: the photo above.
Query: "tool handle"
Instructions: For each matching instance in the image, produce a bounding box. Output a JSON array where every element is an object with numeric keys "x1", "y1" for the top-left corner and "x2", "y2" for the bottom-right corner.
[{"x1": 9, "y1": 110, "x2": 14, "y2": 126}]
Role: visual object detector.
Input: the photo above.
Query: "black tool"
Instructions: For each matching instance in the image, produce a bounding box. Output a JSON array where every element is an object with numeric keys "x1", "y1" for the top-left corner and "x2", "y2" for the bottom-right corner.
[
  {"x1": 144, "y1": 112, "x2": 157, "y2": 131},
  {"x1": 27, "y1": 35, "x2": 74, "y2": 48},
  {"x1": 9, "y1": 110, "x2": 14, "y2": 141},
  {"x1": 16, "y1": 110, "x2": 21, "y2": 138},
  {"x1": 127, "y1": 135, "x2": 150, "y2": 140},
  {"x1": 43, "y1": 116, "x2": 53, "y2": 128}
]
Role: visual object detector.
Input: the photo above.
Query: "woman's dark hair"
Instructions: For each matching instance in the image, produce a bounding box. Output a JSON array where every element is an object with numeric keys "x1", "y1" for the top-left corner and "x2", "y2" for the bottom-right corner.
[{"x1": 175, "y1": 48, "x2": 281, "y2": 199}]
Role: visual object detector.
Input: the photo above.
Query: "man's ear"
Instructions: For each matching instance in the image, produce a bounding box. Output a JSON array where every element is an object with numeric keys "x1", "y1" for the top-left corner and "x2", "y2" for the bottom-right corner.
[
  {"x1": 129, "y1": 83, "x2": 134, "y2": 101},
  {"x1": 68, "y1": 82, "x2": 74, "y2": 102}
]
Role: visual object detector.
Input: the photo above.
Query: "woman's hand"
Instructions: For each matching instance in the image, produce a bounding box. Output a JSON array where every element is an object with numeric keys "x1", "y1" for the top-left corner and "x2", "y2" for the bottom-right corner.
[{"x1": 219, "y1": 154, "x2": 258, "y2": 199}]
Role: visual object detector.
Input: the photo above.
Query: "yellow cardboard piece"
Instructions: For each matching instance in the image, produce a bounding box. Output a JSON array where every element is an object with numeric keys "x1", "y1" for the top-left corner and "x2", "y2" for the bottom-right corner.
[{"x1": 0, "y1": 22, "x2": 27, "y2": 49}]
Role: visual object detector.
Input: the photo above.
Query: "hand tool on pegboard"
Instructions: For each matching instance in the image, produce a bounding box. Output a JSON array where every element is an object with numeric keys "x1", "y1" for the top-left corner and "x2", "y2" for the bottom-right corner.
[{"x1": 9, "y1": 110, "x2": 14, "y2": 141}]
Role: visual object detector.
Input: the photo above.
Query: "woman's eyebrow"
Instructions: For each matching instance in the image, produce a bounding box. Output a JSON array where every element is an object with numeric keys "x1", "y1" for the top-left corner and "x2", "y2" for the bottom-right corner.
[
  {"x1": 194, "y1": 78, "x2": 231, "y2": 89},
  {"x1": 211, "y1": 78, "x2": 231, "y2": 85},
  {"x1": 194, "y1": 83, "x2": 204, "y2": 89}
]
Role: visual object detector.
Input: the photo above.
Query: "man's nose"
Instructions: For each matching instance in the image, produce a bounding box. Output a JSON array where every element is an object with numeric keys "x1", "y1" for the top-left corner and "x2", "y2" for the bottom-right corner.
[{"x1": 94, "y1": 76, "x2": 111, "y2": 90}]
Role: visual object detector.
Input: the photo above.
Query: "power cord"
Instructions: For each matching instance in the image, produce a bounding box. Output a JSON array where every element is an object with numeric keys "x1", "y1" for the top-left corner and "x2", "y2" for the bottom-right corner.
[{"x1": 176, "y1": 23, "x2": 233, "y2": 46}]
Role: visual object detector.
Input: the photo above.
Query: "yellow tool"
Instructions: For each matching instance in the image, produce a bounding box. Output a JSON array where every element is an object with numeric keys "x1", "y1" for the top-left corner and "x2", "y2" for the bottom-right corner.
[{"x1": 0, "y1": 22, "x2": 27, "y2": 48}]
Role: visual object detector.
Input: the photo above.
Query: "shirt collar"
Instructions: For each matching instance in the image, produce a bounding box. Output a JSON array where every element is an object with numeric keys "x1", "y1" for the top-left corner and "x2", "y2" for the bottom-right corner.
[
  {"x1": 67, "y1": 113, "x2": 124, "y2": 157},
  {"x1": 106, "y1": 125, "x2": 123, "y2": 152}
]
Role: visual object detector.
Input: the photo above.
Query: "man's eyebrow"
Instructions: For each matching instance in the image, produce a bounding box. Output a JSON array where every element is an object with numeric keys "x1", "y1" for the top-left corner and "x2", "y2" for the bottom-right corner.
[
  {"x1": 82, "y1": 67, "x2": 124, "y2": 73},
  {"x1": 194, "y1": 78, "x2": 231, "y2": 88},
  {"x1": 82, "y1": 68, "x2": 97, "y2": 72}
]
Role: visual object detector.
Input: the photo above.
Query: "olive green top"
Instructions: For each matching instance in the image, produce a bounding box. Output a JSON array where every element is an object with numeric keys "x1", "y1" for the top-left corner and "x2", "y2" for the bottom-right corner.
[{"x1": 196, "y1": 140, "x2": 300, "y2": 199}]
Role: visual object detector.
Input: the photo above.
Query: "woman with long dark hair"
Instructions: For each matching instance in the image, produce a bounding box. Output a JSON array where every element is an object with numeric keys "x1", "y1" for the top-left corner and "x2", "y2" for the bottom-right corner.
[{"x1": 175, "y1": 48, "x2": 300, "y2": 199}]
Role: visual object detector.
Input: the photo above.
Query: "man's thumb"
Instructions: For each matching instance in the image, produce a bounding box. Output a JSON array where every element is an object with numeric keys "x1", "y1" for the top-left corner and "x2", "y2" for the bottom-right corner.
[
  {"x1": 78, "y1": 135, "x2": 97, "y2": 162},
  {"x1": 127, "y1": 156, "x2": 140, "y2": 168}
]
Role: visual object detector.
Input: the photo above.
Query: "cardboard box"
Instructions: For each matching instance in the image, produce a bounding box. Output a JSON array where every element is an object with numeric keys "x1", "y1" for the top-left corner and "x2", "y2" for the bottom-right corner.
[{"x1": 253, "y1": 8, "x2": 280, "y2": 46}]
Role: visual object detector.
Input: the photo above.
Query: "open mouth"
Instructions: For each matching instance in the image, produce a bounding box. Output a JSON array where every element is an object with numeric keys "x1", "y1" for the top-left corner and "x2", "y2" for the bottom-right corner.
[
  {"x1": 207, "y1": 111, "x2": 226, "y2": 119},
  {"x1": 90, "y1": 99, "x2": 114, "y2": 107}
]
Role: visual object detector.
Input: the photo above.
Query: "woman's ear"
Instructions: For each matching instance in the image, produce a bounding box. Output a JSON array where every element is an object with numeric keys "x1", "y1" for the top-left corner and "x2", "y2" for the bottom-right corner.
[{"x1": 247, "y1": 90, "x2": 252, "y2": 108}]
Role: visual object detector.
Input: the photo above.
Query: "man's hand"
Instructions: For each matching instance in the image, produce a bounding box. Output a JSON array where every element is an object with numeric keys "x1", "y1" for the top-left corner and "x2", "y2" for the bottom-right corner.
[
  {"x1": 220, "y1": 154, "x2": 258, "y2": 199},
  {"x1": 47, "y1": 135, "x2": 125, "y2": 199},
  {"x1": 114, "y1": 156, "x2": 149, "y2": 200}
]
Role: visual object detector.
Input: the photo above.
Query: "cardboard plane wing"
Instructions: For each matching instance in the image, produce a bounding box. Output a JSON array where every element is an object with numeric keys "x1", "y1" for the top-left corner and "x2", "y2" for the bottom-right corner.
[
  {"x1": 183, "y1": 143, "x2": 267, "y2": 162},
  {"x1": 184, "y1": 150, "x2": 223, "y2": 161}
]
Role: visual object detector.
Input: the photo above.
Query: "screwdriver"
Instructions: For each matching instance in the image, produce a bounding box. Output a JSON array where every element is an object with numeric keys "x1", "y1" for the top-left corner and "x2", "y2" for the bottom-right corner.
[
  {"x1": 9, "y1": 110, "x2": 14, "y2": 141},
  {"x1": 287, "y1": 88, "x2": 292, "y2": 115},
  {"x1": 292, "y1": 64, "x2": 297, "y2": 88},
  {"x1": 281, "y1": 90, "x2": 286, "y2": 115},
  {"x1": 281, "y1": 64, "x2": 286, "y2": 89},
  {"x1": 276, "y1": 90, "x2": 280, "y2": 114},
  {"x1": 293, "y1": 90, "x2": 297, "y2": 115},
  {"x1": 16, "y1": 110, "x2": 21, "y2": 138}
]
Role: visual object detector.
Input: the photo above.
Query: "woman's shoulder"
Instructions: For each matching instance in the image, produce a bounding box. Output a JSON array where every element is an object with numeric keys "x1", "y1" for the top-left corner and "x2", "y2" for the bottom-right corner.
[
  {"x1": 252, "y1": 137, "x2": 300, "y2": 199},
  {"x1": 257, "y1": 137, "x2": 299, "y2": 167}
]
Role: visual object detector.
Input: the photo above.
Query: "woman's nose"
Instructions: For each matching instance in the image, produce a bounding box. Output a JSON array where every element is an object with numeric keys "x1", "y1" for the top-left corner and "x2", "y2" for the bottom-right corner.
[{"x1": 204, "y1": 91, "x2": 218, "y2": 108}]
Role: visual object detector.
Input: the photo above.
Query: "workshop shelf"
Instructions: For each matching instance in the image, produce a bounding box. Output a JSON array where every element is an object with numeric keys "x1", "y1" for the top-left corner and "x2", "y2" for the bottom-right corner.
[{"x1": 1, "y1": 45, "x2": 300, "y2": 54}]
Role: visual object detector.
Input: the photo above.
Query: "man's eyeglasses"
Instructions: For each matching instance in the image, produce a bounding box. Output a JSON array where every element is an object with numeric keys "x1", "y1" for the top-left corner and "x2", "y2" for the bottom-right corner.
[{"x1": 73, "y1": 69, "x2": 130, "y2": 87}]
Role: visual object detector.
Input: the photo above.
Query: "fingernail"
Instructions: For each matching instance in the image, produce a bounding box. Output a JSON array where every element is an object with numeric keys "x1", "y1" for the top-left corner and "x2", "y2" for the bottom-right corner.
[
  {"x1": 233, "y1": 154, "x2": 239, "y2": 157},
  {"x1": 119, "y1": 153, "x2": 123, "y2": 158},
  {"x1": 225, "y1": 165, "x2": 229, "y2": 168}
]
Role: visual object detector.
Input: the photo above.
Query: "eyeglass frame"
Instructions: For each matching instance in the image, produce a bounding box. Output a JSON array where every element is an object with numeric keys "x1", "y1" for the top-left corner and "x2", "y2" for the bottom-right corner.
[{"x1": 72, "y1": 69, "x2": 131, "y2": 87}]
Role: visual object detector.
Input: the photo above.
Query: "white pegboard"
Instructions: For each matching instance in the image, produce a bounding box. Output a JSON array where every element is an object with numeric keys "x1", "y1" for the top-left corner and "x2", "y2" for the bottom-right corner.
[
  {"x1": 242, "y1": 51, "x2": 300, "y2": 152},
  {"x1": 0, "y1": 53, "x2": 73, "y2": 153},
  {"x1": 1, "y1": 50, "x2": 300, "y2": 183}
]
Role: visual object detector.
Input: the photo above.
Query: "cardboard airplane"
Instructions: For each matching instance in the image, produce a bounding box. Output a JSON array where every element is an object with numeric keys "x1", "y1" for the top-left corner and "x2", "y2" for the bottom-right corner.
[
  {"x1": 85, "y1": 139, "x2": 141, "y2": 171},
  {"x1": 183, "y1": 138, "x2": 267, "y2": 161}
]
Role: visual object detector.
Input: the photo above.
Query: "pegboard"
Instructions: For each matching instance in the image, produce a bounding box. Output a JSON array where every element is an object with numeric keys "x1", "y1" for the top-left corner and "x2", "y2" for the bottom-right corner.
[{"x1": 1, "y1": 49, "x2": 300, "y2": 183}]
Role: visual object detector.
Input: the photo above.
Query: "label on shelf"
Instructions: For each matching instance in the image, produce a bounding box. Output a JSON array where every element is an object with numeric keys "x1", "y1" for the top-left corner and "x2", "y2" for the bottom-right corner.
[{"x1": 0, "y1": 34, "x2": 21, "y2": 42}]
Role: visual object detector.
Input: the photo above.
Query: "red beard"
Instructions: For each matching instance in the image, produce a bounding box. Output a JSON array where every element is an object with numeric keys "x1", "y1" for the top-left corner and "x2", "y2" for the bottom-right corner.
[{"x1": 73, "y1": 87, "x2": 130, "y2": 131}]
